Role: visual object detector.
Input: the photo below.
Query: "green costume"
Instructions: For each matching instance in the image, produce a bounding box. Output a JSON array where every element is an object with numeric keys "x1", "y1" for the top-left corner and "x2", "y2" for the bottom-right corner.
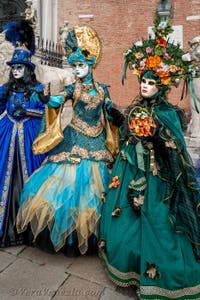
[
  {"x1": 99, "y1": 17, "x2": 200, "y2": 299},
  {"x1": 99, "y1": 94, "x2": 200, "y2": 299}
]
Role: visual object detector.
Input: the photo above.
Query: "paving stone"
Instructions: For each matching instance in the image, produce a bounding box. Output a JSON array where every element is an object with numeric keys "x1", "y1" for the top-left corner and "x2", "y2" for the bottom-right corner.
[
  {"x1": 67, "y1": 255, "x2": 115, "y2": 289},
  {"x1": 0, "y1": 246, "x2": 140, "y2": 300},
  {"x1": 53, "y1": 274, "x2": 104, "y2": 300},
  {"x1": 18, "y1": 246, "x2": 75, "y2": 271},
  {"x1": 100, "y1": 287, "x2": 137, "y2": 300},
  {"x1": 116, "y1": 286, "x2": 140, "y2": 299},
  {"x1": 0, "y1": 251, "x2": 17, "y2": 272},
  {"x1": 0, "y1": 257, "x2": 68, "y2": 300},
  {"x1": 1, "y1": 245, "x2": 26, "y2": 256}
]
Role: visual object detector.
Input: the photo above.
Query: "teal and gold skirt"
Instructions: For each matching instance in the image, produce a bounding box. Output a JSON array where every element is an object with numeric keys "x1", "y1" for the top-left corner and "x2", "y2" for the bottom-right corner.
[{"x1": 17, "y1": 159, "x2": 109, "y2": 255}]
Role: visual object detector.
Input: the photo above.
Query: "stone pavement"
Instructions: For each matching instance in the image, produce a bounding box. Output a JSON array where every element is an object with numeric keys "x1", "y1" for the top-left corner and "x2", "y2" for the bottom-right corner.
[{"x1": 0, "y1": 245, "x2": 139, "y2": 300}]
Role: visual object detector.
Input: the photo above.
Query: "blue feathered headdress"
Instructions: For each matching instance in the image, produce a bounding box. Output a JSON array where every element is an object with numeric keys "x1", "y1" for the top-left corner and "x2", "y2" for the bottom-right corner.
[
  {"x1": 3, "y1": 20, "x2": 35, "y2": 55},
  {"x1": 3, "y1": 20, "x2": 35, "y2": 70}
]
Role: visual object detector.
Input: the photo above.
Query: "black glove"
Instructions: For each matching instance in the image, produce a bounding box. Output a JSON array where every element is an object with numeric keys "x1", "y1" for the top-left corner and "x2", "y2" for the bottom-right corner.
[
  {"x1": 37, "y1": 83, "x2": 51, "y2": 104},
  {"x1": 108, "y1": 107, "x2": 125, "y2": 127},
  {"x1": 38, "y1": 91, "x2": 50, "y2": 104}
]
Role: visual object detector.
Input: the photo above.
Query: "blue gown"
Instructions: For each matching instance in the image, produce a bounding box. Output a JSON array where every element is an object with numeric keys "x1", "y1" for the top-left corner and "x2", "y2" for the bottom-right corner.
[
  {"x1": 17, "y1": 81, "x2": 114, "y2": 255},
  {"x1": 0, "y1": 84, "x2": 46, "y2": 247}
]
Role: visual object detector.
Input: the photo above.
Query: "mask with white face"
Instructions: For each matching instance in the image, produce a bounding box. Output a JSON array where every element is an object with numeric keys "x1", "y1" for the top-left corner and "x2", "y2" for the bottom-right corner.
[
  {"x1": 74, "y1": 62, "x2": 90, "y2": 79},
  {"x1": 140, "y1": 77, "x2": 158, "y2": 98},
  {"x1": 11, "y1": 64, "x2": 25, "y2": 79}
]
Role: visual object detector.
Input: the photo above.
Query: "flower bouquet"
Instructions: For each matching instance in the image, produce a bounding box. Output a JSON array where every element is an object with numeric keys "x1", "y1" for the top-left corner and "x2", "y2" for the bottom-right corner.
[{"x1": 128, "y1": 106, "x2": 157, "y2": 140}]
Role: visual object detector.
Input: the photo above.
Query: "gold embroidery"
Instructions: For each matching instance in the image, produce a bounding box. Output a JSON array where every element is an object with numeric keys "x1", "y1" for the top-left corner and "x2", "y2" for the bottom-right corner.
[
  {"x1": 69, "y1": 81, "x2": 105, "y2": 136},
  {"x1": 69, "y1": 116, "x2": 104, "y2": 137},
  {"x1": 99, "y1": 249, "x2": 140, "y2": 287},
  {"x1": 141, "y1": 283, "x2": 200, "y2": 298},
  {"x1": 0, "y1": 112, "x2": 29, "y2": 228},
  {"x1": 165, "y1": 140, "x2": 177, "y2": 149},
  {"x1": 82, "y1": 84, "x2": 95, "y2": 93},
  {"x1": 48, "y1": 146, "x2": 113, "y2": 163},
  {"x1": 72, "y1": 78, "x2": 104, "y2": 109}
]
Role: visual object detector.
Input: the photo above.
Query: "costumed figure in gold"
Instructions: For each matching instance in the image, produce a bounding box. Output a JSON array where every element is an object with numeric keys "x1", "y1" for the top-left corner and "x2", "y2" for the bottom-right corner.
[{"x1": 16, "y1": 25, "x2": 124, "y2": 256}]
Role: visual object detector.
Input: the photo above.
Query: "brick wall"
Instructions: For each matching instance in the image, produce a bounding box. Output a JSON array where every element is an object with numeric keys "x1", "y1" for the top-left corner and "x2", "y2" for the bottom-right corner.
[{"x1": 58, "y1": 0, "x2": 200, "y2": 110}]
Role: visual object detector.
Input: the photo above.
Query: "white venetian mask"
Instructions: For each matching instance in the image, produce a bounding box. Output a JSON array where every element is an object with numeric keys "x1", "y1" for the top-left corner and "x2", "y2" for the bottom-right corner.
[
  {"x1": 11, "y1": 64, "x2": 25, "y2": 79},
  {"x1": 74, "y1": 62, "x2": 90, "y2": 79},
  {"x1": 140, "y1": 77, "x2": 158, "y2": 98}
]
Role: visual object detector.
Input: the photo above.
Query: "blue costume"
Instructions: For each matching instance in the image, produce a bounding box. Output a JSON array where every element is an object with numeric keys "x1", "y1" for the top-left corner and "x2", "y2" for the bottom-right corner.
[
  {"x1": 0, "y1": 20, "x2": 48, "y2": 247},
  {"x1": 0, "y1": 82, "x2": 46, "y2": 247}
]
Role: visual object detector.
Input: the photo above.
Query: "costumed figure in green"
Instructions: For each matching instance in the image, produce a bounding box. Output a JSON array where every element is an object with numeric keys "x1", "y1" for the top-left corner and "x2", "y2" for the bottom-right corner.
[
  {"x1": 16, "y1": 26, "x2": 124, "y2": 256},
  {"x1": 99, "y1": 18, "x2": 200, "y2": 299}
]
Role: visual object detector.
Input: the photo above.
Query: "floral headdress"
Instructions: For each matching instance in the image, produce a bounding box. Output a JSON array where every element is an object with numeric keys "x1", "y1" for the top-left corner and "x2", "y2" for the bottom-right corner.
[{"x1": 122, "y1": 17, "x2": 199, "y2": 86}]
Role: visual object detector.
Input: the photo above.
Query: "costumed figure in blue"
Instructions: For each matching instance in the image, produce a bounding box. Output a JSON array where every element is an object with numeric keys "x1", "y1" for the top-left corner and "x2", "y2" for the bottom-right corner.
[
  {"x1": 99, "y1": 17, "x2": 200, "y2": 299},
  {"x1": 16, "y1": 26, "x2": 124, "y2": 256},
  {"x1": 0, "y1": 21, "x2": 48, "y2": 247}
]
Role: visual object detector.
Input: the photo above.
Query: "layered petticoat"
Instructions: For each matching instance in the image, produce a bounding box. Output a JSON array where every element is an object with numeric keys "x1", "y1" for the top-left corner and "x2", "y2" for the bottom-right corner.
[{"x1": 17, "y1": 159, "x2": 109, "y2": 254}]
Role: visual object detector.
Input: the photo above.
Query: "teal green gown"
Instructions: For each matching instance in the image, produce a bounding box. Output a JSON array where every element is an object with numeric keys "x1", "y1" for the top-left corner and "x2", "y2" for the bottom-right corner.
[
  {"x1": 99, "y1": 97, "x2": 200, "y2": 299},
  {"x1": 16, "y1": 80, "x2": 115, "y2": 255}
]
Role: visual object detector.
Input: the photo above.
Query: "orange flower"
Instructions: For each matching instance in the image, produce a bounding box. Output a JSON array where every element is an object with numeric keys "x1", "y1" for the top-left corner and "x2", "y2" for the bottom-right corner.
[
  {"x1": 135, "y1": 52, "x2": 144, "y2": 59},
  {"x1": 169, "y1": 65, "x2": 177, "y2": 73},
  {"x1": 156, "y1": 37, "x2": 167, "y2": 48},
  {"x1": 108, "y1": 176, "x2": 120, "y2": 188},
  {"x1": 157, "y1": 71, "x2": 171, "y2": 84},
  {"x1": 129, "y1": 115, "x2": 157, "y2": 138},
  {"x1": 145, "y1": 55, "x2": 162, "y2": 69}
]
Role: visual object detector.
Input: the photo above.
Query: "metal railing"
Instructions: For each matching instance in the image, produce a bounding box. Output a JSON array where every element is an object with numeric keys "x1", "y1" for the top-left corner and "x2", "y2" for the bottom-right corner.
[{"x1": 36, "y1": 37, "x2": 64, "y2": 68}]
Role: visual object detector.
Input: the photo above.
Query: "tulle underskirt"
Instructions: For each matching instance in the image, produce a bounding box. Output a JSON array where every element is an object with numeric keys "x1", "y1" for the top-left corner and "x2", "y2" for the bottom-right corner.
[{"x1": 17, "y1": 159, "x2": 110, "y2": 254}]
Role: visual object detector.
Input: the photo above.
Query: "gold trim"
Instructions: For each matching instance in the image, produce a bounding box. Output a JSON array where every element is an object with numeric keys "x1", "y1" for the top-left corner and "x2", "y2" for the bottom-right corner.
[
  {"x1": 68, "y1": 122, "x2": 103, "y2": 137},
  {"x1": 99, "y1": 249, "x2": 140, "y2": 287},
  {"x1": 141, "y1": 283, "x2": 200, "y2": 298},
  {"x1": 0, "y1": 111, "x2": 30, "y2": 230},
  {"x1": 47, "y1": 146, "x2": 113, "y2": 163}
]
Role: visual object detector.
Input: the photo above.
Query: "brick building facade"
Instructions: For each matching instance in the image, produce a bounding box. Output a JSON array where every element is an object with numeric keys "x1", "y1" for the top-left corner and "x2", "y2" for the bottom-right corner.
[{"x1": 57, "y1": 0, "x2": 200, "y2": 109}]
